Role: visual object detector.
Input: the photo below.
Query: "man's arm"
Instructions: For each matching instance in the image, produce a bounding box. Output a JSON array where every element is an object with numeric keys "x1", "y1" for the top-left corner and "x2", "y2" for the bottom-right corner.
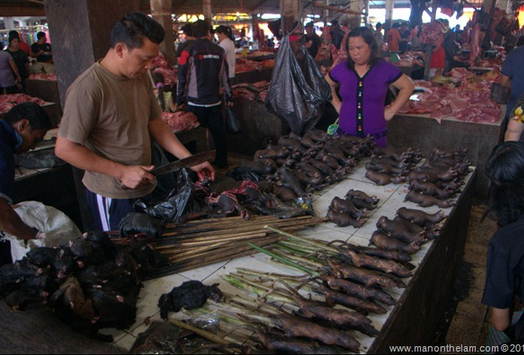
[
  {"x1": 0, "y1": 197, "x2": 38, "y2": 242},
  {"x1": 500, "y1": 73, "x2": 511, "y2": 89},
  {"x1": 54, "y1": 136, "x2": 155, "y2": 189}
]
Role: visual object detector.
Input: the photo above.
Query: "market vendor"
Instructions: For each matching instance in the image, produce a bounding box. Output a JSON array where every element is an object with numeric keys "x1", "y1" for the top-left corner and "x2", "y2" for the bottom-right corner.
[
  {"x1": 500, "y1": 41, "x2": 524, "y2": 128},
  {"x1": 55, "y1": 12, "x2": 215, "y2": 232},
  {"x1": 0, "y1": 103, "x2": 50, "y2": 265},
  {"x1": 482, "y1": 141, "x2": 524, "y2": 346},
  {"x1": 324, "y1": 26, "x2": 414, "y2": 147}
]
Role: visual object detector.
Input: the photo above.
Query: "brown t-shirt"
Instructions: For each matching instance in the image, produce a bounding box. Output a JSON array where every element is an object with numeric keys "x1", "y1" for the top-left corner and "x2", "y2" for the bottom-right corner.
[{"x1": 59, "y1": 62, "x2": 162, "y2": 199}]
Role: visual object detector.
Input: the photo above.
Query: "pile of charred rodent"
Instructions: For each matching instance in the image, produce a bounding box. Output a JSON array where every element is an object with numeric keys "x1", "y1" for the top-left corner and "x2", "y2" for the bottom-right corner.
[
  {"x1": 370, "y1": 207, "x2": 447, "y2": 255},
  {"x1": 364, "y1": 146, "x2": 423, "y2": 185},
  {"x1": 174, "y1": 228, "x2": 415, "y2": 354},
  {"x1": 238, "y1": 130, "x2": 377, "y2": 200},
  {"x1": 327, "y1": 189, "x2": 379, "y2": 228},
  {"x1": 405, "y1": 147, "x2": 471, "y2": 208},
  {"x1": 0, "y1": 231, "x2": 168, "y2": 342}
]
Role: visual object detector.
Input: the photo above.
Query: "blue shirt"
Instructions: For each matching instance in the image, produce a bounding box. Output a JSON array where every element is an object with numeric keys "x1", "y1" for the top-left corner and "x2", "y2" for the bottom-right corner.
[
  {"x1": 483, "y1": 216, "x2": 524, "y2": 311},
  {"x1": 0, "y1": 119, "x2": 17, "y2": 203},
  {"x1": 502, "y1": 46, "x2": 524, "y2": 117}
]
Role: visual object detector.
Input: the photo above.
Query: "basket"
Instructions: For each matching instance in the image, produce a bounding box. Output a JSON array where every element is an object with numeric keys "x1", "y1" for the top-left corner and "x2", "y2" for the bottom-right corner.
[{"x1": 491, "y1": 83, "x2": 511, "y2": 104}]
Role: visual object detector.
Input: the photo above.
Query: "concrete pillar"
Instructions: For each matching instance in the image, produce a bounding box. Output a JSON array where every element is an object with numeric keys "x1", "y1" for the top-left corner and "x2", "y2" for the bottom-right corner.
[
  {"x1": 4, "y1": 17, "x2": 16, "y2": 30},
  {"x1": 44, "y1": 0, "x2": 139, "y2": 110},
  {"x1": 281, "y1": 0, "x2": 300, "y2": 34},
  {"x1": 349, "y1": 0, "x2": 363, "y2": 28},
  {"x1": 150, "y1": 0, "x2": 175, "y2": 65},
  {"x1": 203, "y1": 0, "x2": 212, "y2": 23},
  {"x1": 385, "y1": 0, "x2": 394, "y2": 30},
  {"x1": 324, "y1": 0, "x2": 329, "y2": 26}
]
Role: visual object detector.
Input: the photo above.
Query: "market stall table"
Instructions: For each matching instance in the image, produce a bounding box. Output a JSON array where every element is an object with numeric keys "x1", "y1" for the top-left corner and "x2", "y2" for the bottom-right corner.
[{"x1": 101, "y1": 158, "x2": 475, "y2": 353}]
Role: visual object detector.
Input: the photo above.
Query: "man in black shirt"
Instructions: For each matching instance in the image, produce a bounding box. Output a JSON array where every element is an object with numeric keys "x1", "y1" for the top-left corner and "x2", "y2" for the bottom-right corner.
[
  {"x1": 305, "y1": 22, "x2": 321, "y2": 59},
  {"x1": 176, "y1": 20, "x2": 233, "y2": 169}
]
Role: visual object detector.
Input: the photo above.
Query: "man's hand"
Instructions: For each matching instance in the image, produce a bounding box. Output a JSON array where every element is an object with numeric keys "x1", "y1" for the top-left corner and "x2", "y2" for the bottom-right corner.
[
  {"x1": 119, "y1": 165, "x2": 155, "y2": 189},
  {"x1": 190, "y1": 161, "x2": 215, "y2": 182}
]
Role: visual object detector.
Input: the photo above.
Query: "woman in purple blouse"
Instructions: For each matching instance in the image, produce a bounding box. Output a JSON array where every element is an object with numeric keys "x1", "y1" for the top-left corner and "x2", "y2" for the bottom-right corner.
[{"x1": 325, "y1": 27, "x2": 414, "y2": 146}]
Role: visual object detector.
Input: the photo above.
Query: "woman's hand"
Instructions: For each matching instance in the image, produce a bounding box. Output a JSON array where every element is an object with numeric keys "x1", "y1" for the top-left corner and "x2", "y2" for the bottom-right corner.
[{"x1": 384, "y1": 105, "x2": 396, "y2": 120}]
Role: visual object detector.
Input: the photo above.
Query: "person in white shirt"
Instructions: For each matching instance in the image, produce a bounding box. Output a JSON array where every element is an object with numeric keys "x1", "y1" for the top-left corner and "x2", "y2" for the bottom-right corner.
[{"x1": 215, "y1": 25, "x2": 236, "y2": 79}]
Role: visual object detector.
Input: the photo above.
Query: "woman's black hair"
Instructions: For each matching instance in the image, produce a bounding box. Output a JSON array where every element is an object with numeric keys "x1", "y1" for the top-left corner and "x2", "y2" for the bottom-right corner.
[
  {"x1": 215, "y1": 25, "x2": 234, "y2": 41},
  {"x1": 486, "y1": 141, "x2": 524, "y2": 226},
  {"x1": 4, "y1": 102, "x2": 51, "y2": 130},
  {"x1": 110, "y1": 11, "x2": 165, "y2": 49},
  {"x1": 345, "y1": 26, "x2": 381, "y2": 70}
]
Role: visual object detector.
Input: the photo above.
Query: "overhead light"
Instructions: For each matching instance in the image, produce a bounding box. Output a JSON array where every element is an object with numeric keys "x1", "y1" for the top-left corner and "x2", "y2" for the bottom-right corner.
[{"x1": 261, "y1": 13, "x2": 280, "y2": 20}]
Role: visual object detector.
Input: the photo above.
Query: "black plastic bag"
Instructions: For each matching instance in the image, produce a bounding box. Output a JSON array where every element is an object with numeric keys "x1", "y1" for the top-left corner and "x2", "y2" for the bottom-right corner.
[
  {"x1": 265, "y1": 35, "x2": 332, "y2": 136},
  {"x1": 226, "y1": 107, "x2": 242, "y2": 133},
  {"x1": 118, "y1": 212, "x2": 165, "y2": 238},
  {"x1": 134, "y1": 168, "x2": 202, "y2": 223}
]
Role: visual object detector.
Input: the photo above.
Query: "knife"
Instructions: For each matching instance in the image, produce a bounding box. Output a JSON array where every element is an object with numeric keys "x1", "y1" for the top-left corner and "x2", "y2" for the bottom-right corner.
[{"x1": 150, "y1": 150, "x2": 216, "y2": 176}]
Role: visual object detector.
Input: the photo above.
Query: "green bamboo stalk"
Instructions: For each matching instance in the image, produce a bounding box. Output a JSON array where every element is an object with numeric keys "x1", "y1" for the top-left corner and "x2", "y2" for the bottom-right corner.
[
  {"x1": 247, "y1": 242, "x2": 319, "y2": 275},
  {"x1": 263, "y1": 225, "x2": 340, "y2": 253}
]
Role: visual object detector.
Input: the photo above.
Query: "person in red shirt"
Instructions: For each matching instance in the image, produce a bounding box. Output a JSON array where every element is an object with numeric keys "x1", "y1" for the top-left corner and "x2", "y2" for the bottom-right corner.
[
  {"x1": 8, "y1": 31, "x2": 30, "y2": 56},
  {"x1": 386, "y1": 23, "x2": 402, "y2": 52}
]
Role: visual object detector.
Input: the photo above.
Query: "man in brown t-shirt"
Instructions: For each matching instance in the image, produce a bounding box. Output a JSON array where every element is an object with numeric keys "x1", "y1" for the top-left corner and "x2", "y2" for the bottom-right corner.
[{"x1": 55, "y1": 12, "x2": 214, "y2": 231}]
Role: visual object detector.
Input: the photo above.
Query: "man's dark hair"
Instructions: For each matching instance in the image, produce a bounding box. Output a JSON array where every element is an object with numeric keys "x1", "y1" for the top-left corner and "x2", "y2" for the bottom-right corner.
[
  {"x1": 36, "y1": 31, "x2": 46, "y2": 40},
  {"x1": 181, "y1": 23, "x2": 193, "y2": 37},
  {"x1": 486, "y1": 141, "x2": 524, "y2": 226},
  {"x1": 110, "y1": 11, "x2": 165, "y2": 49},
  {"x1": 192, "y1": 20, "x2": 210, "y2": 39},
  {"x1": 4, "y1": 102, "x2": 51, "y2": 131}
]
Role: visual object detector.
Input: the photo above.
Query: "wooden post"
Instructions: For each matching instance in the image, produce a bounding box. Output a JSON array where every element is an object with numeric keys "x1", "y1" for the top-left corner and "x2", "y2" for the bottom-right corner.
[{"x1": 150, "y1": 0, "x2": 175, "y2": 66}]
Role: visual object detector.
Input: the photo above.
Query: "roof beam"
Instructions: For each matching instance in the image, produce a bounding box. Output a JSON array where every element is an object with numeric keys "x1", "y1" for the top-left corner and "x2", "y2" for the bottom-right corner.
[{"x1": 0, "y1": 5, "x2": 45, "y2": 16}]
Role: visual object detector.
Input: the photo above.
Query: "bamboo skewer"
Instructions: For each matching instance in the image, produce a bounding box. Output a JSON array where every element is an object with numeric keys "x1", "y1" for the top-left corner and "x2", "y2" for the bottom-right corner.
[{"x1": 142, "y1": 215, "x2": 327, "y2": 280}]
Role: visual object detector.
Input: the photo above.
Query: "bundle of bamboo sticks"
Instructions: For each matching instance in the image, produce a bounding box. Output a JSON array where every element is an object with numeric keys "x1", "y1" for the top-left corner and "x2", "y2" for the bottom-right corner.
[{"x1": 144, "y1": 214, "x2": 326, "y2": 279}]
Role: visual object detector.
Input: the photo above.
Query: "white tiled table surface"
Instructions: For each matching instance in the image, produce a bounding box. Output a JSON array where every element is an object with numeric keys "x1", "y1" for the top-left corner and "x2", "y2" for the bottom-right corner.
[{"x1": 105, "y1": 159, "x2": 474, "y2": 353}]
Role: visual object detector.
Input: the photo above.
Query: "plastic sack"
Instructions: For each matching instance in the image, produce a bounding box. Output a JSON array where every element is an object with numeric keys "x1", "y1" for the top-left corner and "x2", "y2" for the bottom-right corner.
[
  {"x1": 134, "y1": 168, "x2": 203, "y2": 223},
  {"x1": 0, "y1": 201, "x2": 81, "y2": 262},
  {"x1": 265, "y1": 35, "x2": 332, "y2": 136},
  {"x1": 118, "y1": 212, "x2": 165, "y2": 238},
  {"x1": 226, "y1": 107, "x2": 242, "y2": 133}
]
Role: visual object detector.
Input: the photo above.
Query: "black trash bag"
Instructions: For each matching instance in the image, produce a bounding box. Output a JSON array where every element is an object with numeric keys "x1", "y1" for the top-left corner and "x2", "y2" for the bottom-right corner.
[
  {"x1": 265, "y1": 35, "x2": 332, "y2": 136},
  {"x1": 118, "y1": 212, "x2": 165, "y2": 238},
  {"x1": 226, "y1": 106, "x2": 242, "y2": 133},
  {"x1": 134, "y1": 168, "x2": 203, "y2": 223},
  {"x1": 225, "y1": 166, "x2": 264, "y2": 181}
]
